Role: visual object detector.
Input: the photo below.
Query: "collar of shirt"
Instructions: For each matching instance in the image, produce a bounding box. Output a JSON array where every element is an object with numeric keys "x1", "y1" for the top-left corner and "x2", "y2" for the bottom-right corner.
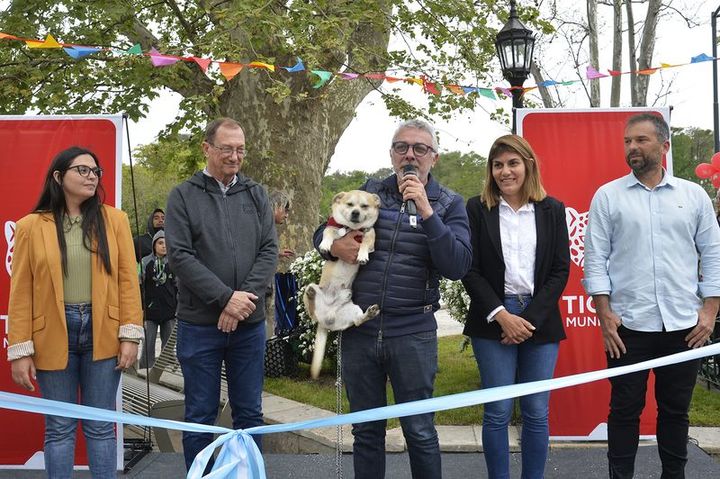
[
  {"x1": 203, "y1": 168, "x2": 237, "y2": 194},
  {"x1": 499, "y1": 197, "x2": 535, "y2": 214},
  {"x1": 623, "y1": 168, "x2": 676, "y2": 191}
]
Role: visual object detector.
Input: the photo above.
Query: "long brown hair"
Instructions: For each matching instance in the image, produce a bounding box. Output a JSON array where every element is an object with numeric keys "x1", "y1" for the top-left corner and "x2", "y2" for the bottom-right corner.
[
  {"x1": 33, "y1": 146, "x2": 111, "y2": 275},
  {"x1": 481, "y1": 134, "x2": 546, "y2": 208}
]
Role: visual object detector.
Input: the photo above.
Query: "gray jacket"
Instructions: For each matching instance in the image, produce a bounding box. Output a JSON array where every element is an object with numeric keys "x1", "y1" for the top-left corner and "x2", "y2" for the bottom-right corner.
[{"x1": 165, "y1": 171, "x2": 278, "y2": 326}]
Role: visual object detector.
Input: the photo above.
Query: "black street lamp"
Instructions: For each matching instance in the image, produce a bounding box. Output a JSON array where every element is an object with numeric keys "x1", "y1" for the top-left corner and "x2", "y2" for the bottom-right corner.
[
  {"x1": 495, "y1": 0, "x2": 536, "y2": 133},
  {"x1": 713, "y1": 5, "x2": 720, "y2": 152}
]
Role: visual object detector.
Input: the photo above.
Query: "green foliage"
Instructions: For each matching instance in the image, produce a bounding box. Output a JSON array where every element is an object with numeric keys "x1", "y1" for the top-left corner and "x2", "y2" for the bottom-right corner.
[
  {"x1": 439, "y1": 279, "x2": 470, "y2": 324},
  {"x1": 431, "y1": 150, "x2": 486, "y2": 201},
  {"x1": 671, "y1": 127, "x2": 715, "y2": 198},
  {"x1": 121, "y1": 163, "x2": 183, "y2": 237}
]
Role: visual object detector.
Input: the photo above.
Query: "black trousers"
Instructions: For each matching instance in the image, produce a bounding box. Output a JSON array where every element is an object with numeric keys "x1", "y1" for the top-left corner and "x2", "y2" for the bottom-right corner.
[{"x1": 607, "y1": 326, "x2": 700, "y2": 479}]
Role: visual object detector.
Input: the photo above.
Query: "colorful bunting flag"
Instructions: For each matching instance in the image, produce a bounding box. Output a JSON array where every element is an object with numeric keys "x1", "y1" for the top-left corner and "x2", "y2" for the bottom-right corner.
[
  {"x1": 219, "y1": 62, "x2": 243, "y2": 81},
  {"x1": 26, "y1": 34, "x2": 62, "y2": 49},
  {"x1": 339, "y1": 72, "x2": 359, "y2": 80},
  {"x1": 691, "y1": 53, "x2": 713, "y2": 63},
  {"x1": 477, "y1": 88, "x2": 496, "y2": 100},
  {"x1": 248, "y1": 61, "x2": 275, "y2": 72},
  {"x1": 405, "y1": 77, "x2": 423, "y2": 86},
  {"x1": 126, "y1": 44, "x2": 142, "y2": 55},
  {"x1": 311, "y1": 70, "x2": 333, "y2": 88},
  {"x1": 188, "y1": 56, "x2": 212, "y2": 72},
  {"x1": 637, "y1": 68, "x2": 657, "y2": 75},
  {"x1": 364, "y1": 73, "x2": 385, "y2": 80},
  {"x1": 446, "y1": 85, "x2": 464, "y2": 95},
  {"x1": 586, "y1": 66, "x2": 608, "y2": 79},
  {"x1": 149, "y1": 48, "x2": 179, "y2": 67},
  {"x1": 63, "y1": 46, "x2": 102, "y2": 59},
  {"x1": 282, "y1": 58, "x2": 305, "y2": 73},
  {"x1": 423, "y1": 79, "x2": 441, "y2": 95},
  {"x1": 607, "y1": 70, "x2": 622, "y2": 76},
  {"x1": 537, "y1": 80, "x2": 558, "y2": 87}
]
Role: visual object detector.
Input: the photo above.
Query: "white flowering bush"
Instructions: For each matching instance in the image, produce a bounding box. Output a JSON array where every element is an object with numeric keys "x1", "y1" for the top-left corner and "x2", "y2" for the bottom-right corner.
[
  {"x1": 288, "y1": 250, "x2": 340, "y2": 364},
  {"x1": 439, "y1": 278, "x2": 469, "y2": 324}
]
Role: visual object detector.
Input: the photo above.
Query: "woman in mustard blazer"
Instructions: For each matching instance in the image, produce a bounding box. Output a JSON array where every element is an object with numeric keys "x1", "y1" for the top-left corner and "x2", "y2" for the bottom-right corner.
[{"x1": 7, "y1": 146, "x2": 143, "y2": 478}]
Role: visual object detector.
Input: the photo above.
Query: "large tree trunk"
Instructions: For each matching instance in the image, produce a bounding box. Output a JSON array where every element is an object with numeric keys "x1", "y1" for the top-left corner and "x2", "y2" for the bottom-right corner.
[
  {"x1": 587, "y1": 0, "x2": 600, "y2": 107},
  {"x1": 610, "y1": 0, "x2": 623, "y2": 107},
  {"x1": 626, "y1": 0, "x2": 639, "y2": 106},
  {"x1": 636, "y1": 0, "x2": 662, "y2": 106}
]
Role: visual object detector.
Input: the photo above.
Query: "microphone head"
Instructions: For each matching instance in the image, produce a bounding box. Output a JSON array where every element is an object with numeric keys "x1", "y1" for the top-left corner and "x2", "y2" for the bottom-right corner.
[{"x1": 402, "y1": 164, "x2": 418, "y2": 177}]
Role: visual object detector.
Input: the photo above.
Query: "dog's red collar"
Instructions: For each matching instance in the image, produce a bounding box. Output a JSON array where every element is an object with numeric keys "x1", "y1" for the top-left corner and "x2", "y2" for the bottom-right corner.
[{"x1": 326, "y1": 216, "x2": 365, "y2": 243}]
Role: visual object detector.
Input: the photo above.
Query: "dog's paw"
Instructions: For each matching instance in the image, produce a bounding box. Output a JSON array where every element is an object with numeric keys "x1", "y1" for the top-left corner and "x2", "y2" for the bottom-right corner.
[
  {"x1": 319, "y1": 239, "x2": 332, "y2": 253},
  {"x1": 305, "y1": 285, "x2": 317, "y2": 300},
  {"x1": 365, "y1": 304, "x2": 380, "y2": 318},
  {"x1": 357, "y1": 252, "x2": 369, "y2": 264}
]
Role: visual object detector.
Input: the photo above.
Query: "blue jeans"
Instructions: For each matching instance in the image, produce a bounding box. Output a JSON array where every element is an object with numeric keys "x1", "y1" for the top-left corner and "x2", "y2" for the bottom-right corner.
[
  {"x1": 176, "y1": 320, "x2": 266, "y2": 472},
  {"x1": 36, "y1": 303, "x2": 121, "y2": 479},
  {"x1": 342, "y1": 329, "x2": 440, "y2": 479},
  {"x1": 471, "y1": 295, "x2": 559, "y2": 479}
]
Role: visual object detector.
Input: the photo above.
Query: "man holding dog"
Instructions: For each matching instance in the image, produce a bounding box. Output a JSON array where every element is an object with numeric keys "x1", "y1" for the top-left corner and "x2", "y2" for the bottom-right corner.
[
  {"x1": 583, "y1": 113, "x2": 720, "y2": 478},
  {"x1": 315, "y1": 119, "x2": 472, "y2": 478},
  {"x1": 165, "y1": 118, "x2": 278, "y2": 472}
]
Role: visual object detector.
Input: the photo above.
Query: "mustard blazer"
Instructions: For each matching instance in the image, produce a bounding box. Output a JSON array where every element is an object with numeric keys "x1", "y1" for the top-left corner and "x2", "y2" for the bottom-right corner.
[{"x1": 8, "y1": 205, "x2": 143, "y2": 370}]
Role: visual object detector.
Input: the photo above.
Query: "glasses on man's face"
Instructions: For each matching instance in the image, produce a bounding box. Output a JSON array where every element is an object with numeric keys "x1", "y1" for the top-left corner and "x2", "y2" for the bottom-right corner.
[
  {"x1": 67, "y1": 165, "x2": 103, "y2": 178},
  {"x1": 391, "y1": 141, "x2": 435, "y2": 157},
  {"x1": 209, "y1": 143, "x2": 246, "y2": 157}
]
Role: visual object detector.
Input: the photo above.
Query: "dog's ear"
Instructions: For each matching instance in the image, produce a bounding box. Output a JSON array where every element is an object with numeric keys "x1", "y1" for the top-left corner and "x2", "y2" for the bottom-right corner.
[
  {"x1": 371, "y1": 194, "x2": 381, "y2": 207},
  {"x1": 332, "y1": 191, "x2": 346, "y2": 204}
]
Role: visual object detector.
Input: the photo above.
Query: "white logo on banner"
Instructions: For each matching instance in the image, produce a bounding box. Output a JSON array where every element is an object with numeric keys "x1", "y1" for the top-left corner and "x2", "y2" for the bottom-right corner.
[
  {"x1": 565, "y1": 207, "x2": 588, "y2": 268},
  {"x1": 5, "y1": 221, "x2": 15, "y2": 277}
]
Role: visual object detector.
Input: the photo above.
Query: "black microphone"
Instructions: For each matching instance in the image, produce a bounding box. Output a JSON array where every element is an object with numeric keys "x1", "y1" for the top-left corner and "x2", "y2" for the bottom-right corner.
[{"x1": 402, "y1": 164, "x2": 418, "y2": 216}]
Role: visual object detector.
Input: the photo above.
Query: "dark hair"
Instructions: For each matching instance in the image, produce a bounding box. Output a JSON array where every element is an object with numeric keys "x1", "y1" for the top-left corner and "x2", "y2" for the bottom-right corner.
[
  {"x1": 204, "y1": 117, "x2": 243, "y2": 144},
  {"x1": 626, "y1": 113, "x2": 669, "y2": 142},
  {"x1": 33, "y1": 146, "x2": 111, "y2": 275}
]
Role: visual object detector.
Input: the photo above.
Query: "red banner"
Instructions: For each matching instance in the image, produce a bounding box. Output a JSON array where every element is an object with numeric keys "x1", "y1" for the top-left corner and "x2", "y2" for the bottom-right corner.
[
  {"x1": 518, "y1": 108, "x2": 670, "y2": 439},
  {"x1": 0, "y1": 115, "x2": 123, "y2": 467}
]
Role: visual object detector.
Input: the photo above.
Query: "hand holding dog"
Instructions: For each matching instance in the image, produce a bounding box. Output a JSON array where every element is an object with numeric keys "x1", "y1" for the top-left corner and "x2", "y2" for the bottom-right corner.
[
  {"x1": 399, "y1": 174, "x2": 433, "y2": 219},
  {"x1": 330, "y1": 231, "x2": 364, "y2": 263},
  {"x1": 218, "y1": 291, "x2": 258, "y2": 332}
]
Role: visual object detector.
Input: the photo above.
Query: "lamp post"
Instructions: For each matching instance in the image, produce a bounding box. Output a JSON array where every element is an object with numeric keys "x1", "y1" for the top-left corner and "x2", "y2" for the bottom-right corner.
[
  {"x1": 495, "y1": 0, "x2": 536, "y2": 133},
  {"x1": 713, "y1": 5, "x2": 720, "y2": 152}
]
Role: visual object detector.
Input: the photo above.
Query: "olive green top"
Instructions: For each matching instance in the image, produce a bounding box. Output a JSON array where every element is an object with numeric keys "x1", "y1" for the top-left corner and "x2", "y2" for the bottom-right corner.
[{"x1": 62, "y1": 215, "x2": 92, "y2": 304}]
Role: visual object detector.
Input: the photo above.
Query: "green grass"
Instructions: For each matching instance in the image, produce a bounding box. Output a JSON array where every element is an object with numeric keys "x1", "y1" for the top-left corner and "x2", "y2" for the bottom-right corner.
[{"x1": 264, "y1": 335, "x2": 720, "y2": 427}]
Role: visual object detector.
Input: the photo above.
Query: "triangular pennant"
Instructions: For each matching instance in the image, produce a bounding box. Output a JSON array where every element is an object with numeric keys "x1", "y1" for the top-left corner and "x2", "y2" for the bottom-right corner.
[
  {"x1": 27, "y1": 34, "x2": 62, "y2": 49},
  {"x1": 405, "y1": 77, "x2": 423, "y2": 86},
  {"x1": 311, "y1": 70, "x2": 333, "y2": 88},
  {"x1": 561, "y1": 80, "x2": 577, "y2": 85},
  {"x1": 126, "y1": 44, "x2": 142, "y2": 55},
  {"x1": 446, "y1": 85, "x2": 465, "y2": 95},
  {"x1": 462, "y1": 86, "x2": 478, "y2": 94},
  {"x1": 691, "y1": 53, "x2": 714, "y2": 63},
  {"x1": 423, "y1": 81, "x2": 441, "y2": 95},
  {"x1": 477, "y1": 88, "x2": 496, "y2": 100},
  {"x1": 248, "y1": 61, "x2": 275, "y2": 72},
  {"x1": 282, "y1": 58, "x2": 305, "y2": 73},
  {"x1": 339, "y1": 72, "x2": 359, "y2": 80},
  {"x1": 637, "y1": 68, "x2": 657, "y2": 75},
  {"x1": 586, "y1": 66, "x2": 608, "y2": 79},
  {"x1": 0, "y1": 32, "x2": 18, "y2": 40},
  {"x1": 537, "y1": 80, "x2": 558, "y2": 87},
  {"x1": 149, "y1": 47, "x2": 179, "y2": 67},
  {"x1": 189, "y1": 56, "x2": 212, "y2": 72},
  {"x1": 219, "y1": 62, "x2": 244, "y2": 81},
  {"x1": 364, "y1": 73, "x2": 385, "y2": 80},
  {"x1": 607, "y1": 69, "x2": 622, "y2": 76},
  {"x1": 385, "y1": 76, "x2": 403, "y2": 83},
  {"x1": 63, "y1": 46, "x2": 102, "y2": 59},
  {"x1": 496, "y1": 87, "x2": 512, "y2": 97}
]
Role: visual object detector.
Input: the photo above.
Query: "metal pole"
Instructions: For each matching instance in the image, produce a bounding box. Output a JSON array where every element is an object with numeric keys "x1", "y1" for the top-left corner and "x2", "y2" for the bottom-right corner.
[
  {"x1": 713, "y1": 6, "x2": 720, "y2": 152},
  {"x1": 510, "y1": 81, "x2": 525, "y2": 135}
]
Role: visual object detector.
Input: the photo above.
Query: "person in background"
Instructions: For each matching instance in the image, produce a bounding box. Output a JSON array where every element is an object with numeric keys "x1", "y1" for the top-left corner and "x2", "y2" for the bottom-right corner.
[
  {"x1": 583, "y1": 113, "x2": 720, "y2": 478},
  {"x1": 138, "y1": 230, "x2": 177, "y2": 369},
  {"x1": 265, "y1": 189, "x2": 295, "y2": 336},
  {"x1": 133, "y1": 208, "x2": 164, "y2": 262},
  {"x1": 165, "y1": 118, "x2": 278, "y2": 473},
  {"x1": 462, "y1": 134, "x2": 570, "y2": 479},
  {"x1": 315, "y1": 119, "x2": 472, "y2": 478},
  {"x1": 8, "y1": 146, "x2": 143, "y2": 478}
]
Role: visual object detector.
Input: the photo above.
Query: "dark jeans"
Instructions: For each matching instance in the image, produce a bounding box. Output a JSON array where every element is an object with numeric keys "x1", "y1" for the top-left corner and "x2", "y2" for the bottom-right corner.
[
  {"x1": 176, "y1": 320, "x2": 266, "y2": 473},
  {"x1": 342, "y1": 329, "x2": 441, "y2": 479},
  {"x1": 607, "y1": 326, "x2": 700, "y2": 479}
]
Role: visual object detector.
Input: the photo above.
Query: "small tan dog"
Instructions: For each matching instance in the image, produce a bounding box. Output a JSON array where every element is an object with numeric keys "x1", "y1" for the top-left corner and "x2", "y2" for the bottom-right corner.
[{"x1": 304, "y1": 190, "x2": 381, "y2": 379}]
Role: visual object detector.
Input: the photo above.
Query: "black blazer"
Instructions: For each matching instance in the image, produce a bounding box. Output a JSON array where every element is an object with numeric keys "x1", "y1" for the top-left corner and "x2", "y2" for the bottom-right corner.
[{"x1": 461, "y1": 195, "x2": 570, "y2": 343}]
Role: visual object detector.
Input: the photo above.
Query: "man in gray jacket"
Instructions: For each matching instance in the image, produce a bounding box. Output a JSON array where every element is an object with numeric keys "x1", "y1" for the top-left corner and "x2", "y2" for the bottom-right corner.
[{"x1": 165, "y1": 118, "x2": 278, "y2": 472}]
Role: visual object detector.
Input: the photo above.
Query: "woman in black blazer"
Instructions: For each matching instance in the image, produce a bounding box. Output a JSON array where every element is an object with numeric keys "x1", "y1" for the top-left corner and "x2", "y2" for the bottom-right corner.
[{"x1": 462, "y1": 135, "x2": 570, "y2": 479}]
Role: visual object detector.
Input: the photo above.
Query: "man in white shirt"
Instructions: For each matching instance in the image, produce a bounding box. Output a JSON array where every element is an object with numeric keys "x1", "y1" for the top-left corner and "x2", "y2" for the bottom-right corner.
[{"x1": 583, "y1": 113, "x2": 720, "y2": 479}]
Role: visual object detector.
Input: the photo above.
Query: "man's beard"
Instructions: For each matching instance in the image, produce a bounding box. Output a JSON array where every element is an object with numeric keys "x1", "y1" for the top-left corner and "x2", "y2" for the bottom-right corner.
[{"x1": 626, "y1": 154, "x2": 653, "y2": 174}]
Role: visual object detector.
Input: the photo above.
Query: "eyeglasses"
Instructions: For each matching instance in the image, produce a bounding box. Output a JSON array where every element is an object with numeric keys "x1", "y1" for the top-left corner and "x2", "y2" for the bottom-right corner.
[
  {"x1": 66, "y1": 165, "x2": 103, "y2": 178},
  {"x1": 391, "y1": 141, "x2": 435, "y2": 157},
  {"x1": 209, "y1": 143, "x2": 246, "y2": 157}
]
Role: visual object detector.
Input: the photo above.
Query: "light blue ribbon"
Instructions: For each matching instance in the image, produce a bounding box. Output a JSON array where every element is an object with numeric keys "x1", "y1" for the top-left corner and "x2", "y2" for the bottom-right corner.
[{"x1": 1, "y1": 343, "x2": 718, "y2": 479}]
